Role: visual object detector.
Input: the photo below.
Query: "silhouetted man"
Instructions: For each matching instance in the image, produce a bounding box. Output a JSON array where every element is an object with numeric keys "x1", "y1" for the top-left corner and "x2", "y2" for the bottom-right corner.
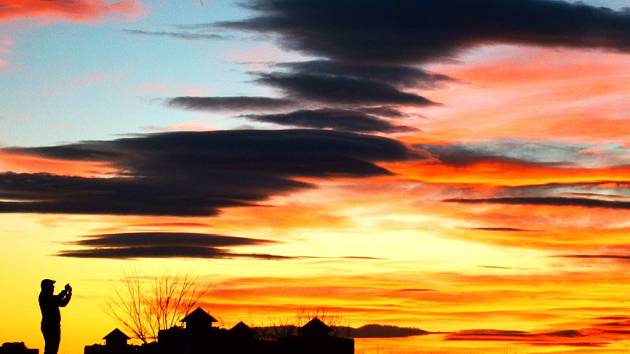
[{"x1": 39, "y1": 279, "x2": 72, "y2": 354}]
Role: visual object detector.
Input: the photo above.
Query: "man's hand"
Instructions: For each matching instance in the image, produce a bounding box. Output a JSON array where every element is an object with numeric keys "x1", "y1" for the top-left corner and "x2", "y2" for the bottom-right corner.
[{"x1": 65, "y1": 283, "x2": 72, "y2": 293}]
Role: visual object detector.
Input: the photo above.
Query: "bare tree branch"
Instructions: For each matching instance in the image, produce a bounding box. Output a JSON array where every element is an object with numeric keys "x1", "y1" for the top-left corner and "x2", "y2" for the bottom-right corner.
[{"x1": 106, "y1": 271, "x2": 207, "y2": 343}]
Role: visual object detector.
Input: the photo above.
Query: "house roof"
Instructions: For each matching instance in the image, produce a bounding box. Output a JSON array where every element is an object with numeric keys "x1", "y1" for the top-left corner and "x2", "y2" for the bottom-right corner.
[
  {"x1": 181, "y1": 307, "x2": 218, "y2": 323},
  {"x1": 103, "y1": 328, "x2": 130, "y2": 340},
  {"x1": 300, "y1": 317, "x2": 332, "y2": 335},
  {"x1": 229, "y1": 321, "x2": 257, "y2": 338}
]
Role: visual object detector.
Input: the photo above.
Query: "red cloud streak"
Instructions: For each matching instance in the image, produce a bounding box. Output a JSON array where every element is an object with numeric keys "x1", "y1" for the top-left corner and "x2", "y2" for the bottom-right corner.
[{"x1": 0, "y1": 0, "x2": 143, "y2": 23}]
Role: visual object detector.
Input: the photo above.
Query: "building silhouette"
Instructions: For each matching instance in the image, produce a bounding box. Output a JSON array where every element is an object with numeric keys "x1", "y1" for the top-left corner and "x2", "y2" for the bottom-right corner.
[
  {"x1": 279, "y1": 318, "x2": 354, "y2": 354},
  {"x1": 300, "y1": 317, "x2": 332, "y2": 336},
  {"x1": 181, "y1": 307, "x2": 217, "y2": 331},
  {"x1": 85, "y1": 308, "x2": 354, "y2": 354},
  {"x1": 104, "y1": 329, "x2": 130, "y2": 349},
  {"x1": 84, "y1": 329, "x2": 134, "y2": 354},
  {"x1": 0, "y1": 343, "x2": 38, "y2": 354},
  {"x1": 228, "y1": 321, "x2": 256, "y2": 339}
]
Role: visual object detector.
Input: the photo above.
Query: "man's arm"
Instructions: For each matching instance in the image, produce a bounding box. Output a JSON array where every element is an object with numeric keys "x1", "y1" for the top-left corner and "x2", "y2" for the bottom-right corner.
[{"x1": 55, "y1": 290, "x2": 72, "y2": 307}]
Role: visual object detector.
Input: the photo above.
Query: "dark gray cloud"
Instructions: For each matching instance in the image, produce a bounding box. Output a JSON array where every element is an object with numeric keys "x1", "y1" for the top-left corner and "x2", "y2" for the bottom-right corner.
[
  {"x1": 358, "y1": 106, "x2": 404, "y2": 118},
  {"x1": 125, "y1": 221, "x2": 211, "y2": 228},
  {"x1": 495, "y1": 181, "x2": 630, "y2": 199},
  {"x1": 2, "y1": 129, "x2": 417, "y2": 216},
  {"x1": 554, "y1": 254, "x2": 630, "y2": 261},
  {"x1": 167, "y1": 0, "x2": 630, "y2": 137},
  {"x1": 445, "y1": 197, "x2": 630, "y2": 210},
  {"x1": 441, "y1": 181, "x2": 630, "y2": 214},
  {"x1": 168, "y1": 96, "x2": 295, "y2": 112},
  {"x1": 256, "y1": 72, "x2": 437, "y2": 106},
  {"x1": 566, "y1": 192, "x2": 629, "y2": 200},
  {"x1": 243, "y1": 109, "x2": 414, "y2": 133},
  {"x1": 10, "y1": 129, "x2": 415, "y2": 175},
  {"x1": 123, "y1": 29, "x2": 226, "y2": 40},
  {"x1": 276, "y1": 60, "x2": 453, "y2": 88},
  {"x1": 421, "y1": 141, "x2": 630, "y2": 168},
  {"x1": 58, "y1": 247, "x2": 294, "y2": 260},
  {"x1": 71, "y1": 232, "x2": 272, "y2": 247},
  {"x1": 467, "y1": 227, "x2": 535, "y2": 232},
  {"x1": 57, "y1": 232, "x2": 292, "y2": 260},
  {"x1": 168, "y1": 59, "x2": 438, "y2": 131},
  {"x1": 445, "y1": 318, "x2": 630, "y2": 346},
  {"x1": 219, "y1": 0, "x2": 630, "y2": 64},
  {"x1": 0, "y1": 172, "x2": 299, "y2": 216}
]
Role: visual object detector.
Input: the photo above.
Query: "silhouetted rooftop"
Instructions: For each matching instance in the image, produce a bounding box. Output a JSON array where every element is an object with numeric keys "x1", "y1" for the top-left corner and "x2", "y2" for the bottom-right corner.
[
  {"x1": 229, "y1": 321, "x2": 256, "y2": 338},
  {"x1": 181, "y1": 307, "x2": 217, "y2": 324},
  {"x1": 103, "y1": 328, "x2": 130, "y2": 341},
  {"x1": 300, "y1": 317, "x2": 332, "y2": 336}
]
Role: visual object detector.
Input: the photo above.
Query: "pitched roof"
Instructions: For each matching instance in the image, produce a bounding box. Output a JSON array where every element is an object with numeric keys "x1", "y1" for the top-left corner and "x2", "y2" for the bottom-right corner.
[
  {"x1": 181, "y1": 307, "x2": 217, "y2": 323},
  {"x1": 300, "y1": 317, "x2": 332, "y2": 335},
  {"x1": 229, "y1": 321, "x2": 257, "y2": 338},
  {"x1": 103, "y1": 328, "x2": 130, "y2": 340}
]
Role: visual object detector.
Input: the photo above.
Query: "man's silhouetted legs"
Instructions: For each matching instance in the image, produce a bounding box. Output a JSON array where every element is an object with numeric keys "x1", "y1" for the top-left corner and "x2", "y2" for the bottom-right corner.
[{"x1": 42, "y1": 325, "x2": 60, "y2": 354}]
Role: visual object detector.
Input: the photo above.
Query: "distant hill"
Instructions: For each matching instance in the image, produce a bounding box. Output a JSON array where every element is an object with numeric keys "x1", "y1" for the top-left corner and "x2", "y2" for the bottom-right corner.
[
  {"x1": 254, "y1": 324, "x2": 429, "y2": 339},
  {"x1": 338, "y1": 324, "x2": 430, "y2": 338}
]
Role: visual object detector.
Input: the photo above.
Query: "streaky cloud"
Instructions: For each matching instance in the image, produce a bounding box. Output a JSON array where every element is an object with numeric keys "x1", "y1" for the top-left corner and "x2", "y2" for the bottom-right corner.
[
  {"x1": 445, "y1": 197, "x2": 630, "y2": 209},
  {"x1": 554, "y1": 254, "x2": 630, "y2": 261},
  {"x1": 276, "y1": 60, "x2": 453, "y2": 88},
  {"x1": 123, "y1": 29, "x2": 226, "y2": 40},
  {"x1": 168, "y1": 96, "x2": 295, "y2": 111},
  {"x1": 421, "y1": 141, "x2": 630, "y2": 168},
  {"x1": 257, "y1": 72, "x2": 438, "y2": 106},
  {"x1": 219, "y1": 0, "x2": 630, "y2": 64},
  {"x1": 58, "y1": 246, "x2": 295, "y2": 260},
  {"x1": 1, "y1": 129, "x2": 417, "y2": 216},
  {"x1": 243, "y1": 109, "x2": 414, "y2": 133},
  {"x1": 466, "y1": 227, "x2": 535, "y2": 232},
  {"x1": 57, "y1": 232, "x2": 294, "y2": 260},
  {"x1": 71, "y1": 232, "x2": 274, "y2": 247}
]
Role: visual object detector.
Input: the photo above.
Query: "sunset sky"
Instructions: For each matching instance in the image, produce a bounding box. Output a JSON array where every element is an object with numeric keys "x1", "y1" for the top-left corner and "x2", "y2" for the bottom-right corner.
[{"x1": 2, "y1": 1, "x2": 630, "y2": 353}]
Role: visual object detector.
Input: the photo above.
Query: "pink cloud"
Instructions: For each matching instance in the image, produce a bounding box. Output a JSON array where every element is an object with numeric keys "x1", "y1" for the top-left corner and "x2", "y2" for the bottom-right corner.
[
  {"x1": 142, "y1": 121, "x2": 215, "y2": 133},
  {"x1": 413, "y1": 45, "x2": 630, "y2": 144},
  {"x1": 0, "y1": 35, "x2": 12, "y2": 71},
  {"x1": 0, "y1": 36, "x2": 10, "y2": 54},
  {"x1": 0, "y1": 0, "x2": 144, "y2": 24}
]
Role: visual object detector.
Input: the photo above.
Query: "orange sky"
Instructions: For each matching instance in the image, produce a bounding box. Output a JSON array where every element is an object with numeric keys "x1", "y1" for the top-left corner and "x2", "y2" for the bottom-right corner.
[{"x1": 2, "y1": 2, "x2": 630, "y2": 354}]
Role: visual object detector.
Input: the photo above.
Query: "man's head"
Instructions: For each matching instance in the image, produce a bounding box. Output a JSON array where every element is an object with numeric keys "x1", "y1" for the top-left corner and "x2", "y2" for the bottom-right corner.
[{"x1": 40, "y1": 279, "x2": 55, "y2": 293}]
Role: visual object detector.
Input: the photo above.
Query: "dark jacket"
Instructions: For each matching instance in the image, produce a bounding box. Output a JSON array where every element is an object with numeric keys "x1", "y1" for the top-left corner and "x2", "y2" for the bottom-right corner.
[{"x1": 39, "y1": 290, "x2": 71, "y2": 328}]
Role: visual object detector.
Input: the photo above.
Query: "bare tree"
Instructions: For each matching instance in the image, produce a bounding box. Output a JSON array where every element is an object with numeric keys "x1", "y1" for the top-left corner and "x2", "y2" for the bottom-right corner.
[
  {"x1": 294, "y1": 307, "x2": 342, "y2": 328},
  {"x1": 257, "y1": 316, "x2": 297, "y2": 340},
  {"x1": 107, "y1": 271, "x2": 206, "y2": 343}
]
